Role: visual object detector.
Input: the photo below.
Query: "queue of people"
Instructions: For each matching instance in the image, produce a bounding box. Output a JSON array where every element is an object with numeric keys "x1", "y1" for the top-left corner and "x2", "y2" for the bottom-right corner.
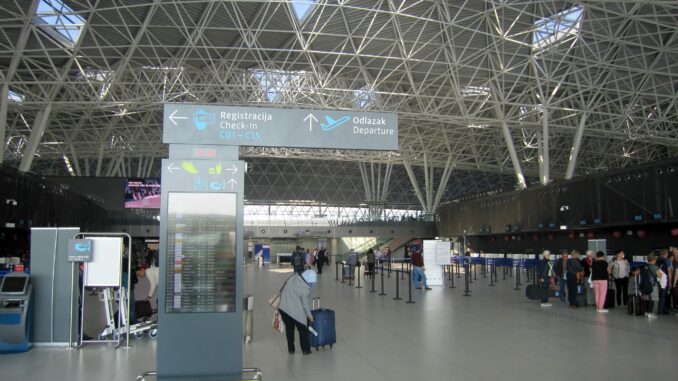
[{"x1": 536, "y1": 247, "x2": 677, "y2": 318}]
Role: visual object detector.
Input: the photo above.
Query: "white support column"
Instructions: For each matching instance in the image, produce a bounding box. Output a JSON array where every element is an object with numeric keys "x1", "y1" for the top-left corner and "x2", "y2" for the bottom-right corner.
[
  {"x1": 0, "y1": 84, "x2": 8, "y2": 164},
  {"x1": 69, "y1": 143, "x2": 82, "y2": 176},
  {"x1": 145, "y1": 158, "x2": 155, "y2": 177},
  {"x1": 95, "y1": 144, "x2": 105, "y2": 176},
  {"x1": 403, "y1": 159, "x2": 428, "y2": 212},
  {"x1": 565, "y1": 113, "x2": 588, "y2": 180},
  {"x1": 1, "y1": 0, "x2": 40, "y2": 165},
  {"x1": 19, "y1": 105, "x2": 51, "y2": 172},
  {"x1": 540, "y1": 108, "x2": 550, "y2": 185},
  {"x1": 432, "y1": 156, "x2": 453, "y2": 213},
  {"x1": 495, "y1": 106, "x2": 527, "y2": 189},
  {"x1": 359, "y1": 161, "x2": 393, "y2": 220},
  {"x1": 137, "y1": 157, "x2": 144, "y2": 177}
]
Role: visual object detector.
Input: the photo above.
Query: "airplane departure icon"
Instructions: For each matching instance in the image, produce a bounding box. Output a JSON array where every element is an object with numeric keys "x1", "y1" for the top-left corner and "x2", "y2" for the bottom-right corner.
[{"x1": 320, "y1": 116, "x2": 351, "y2": 131}]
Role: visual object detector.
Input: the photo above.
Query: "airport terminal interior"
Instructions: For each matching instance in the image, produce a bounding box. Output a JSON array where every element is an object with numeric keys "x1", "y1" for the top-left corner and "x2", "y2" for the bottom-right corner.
[{"x1": 1, "y1": 1, "x2": 678, "y2": 380}]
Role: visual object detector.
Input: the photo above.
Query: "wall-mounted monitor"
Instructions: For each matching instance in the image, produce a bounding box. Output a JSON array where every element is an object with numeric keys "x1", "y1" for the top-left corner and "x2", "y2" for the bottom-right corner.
[{"x1": 125, "y1": 178, "x2": 161, "y2": 209}]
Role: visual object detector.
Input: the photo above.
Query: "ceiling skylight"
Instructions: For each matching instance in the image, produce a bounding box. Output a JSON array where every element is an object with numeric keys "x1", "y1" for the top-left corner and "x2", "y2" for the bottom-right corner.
[
  {"x1": 251, "y1": 69, "x2": 307, "y2": 103},
  {"x1": 532, "y1": 5, "x2": 583, "y2": 52},
  {"x1": 290, "y1": 1, "x2": 317, "y2": 23},
  {"x1": 8, "y1": 90, "x2": 25, "y2": 104},
  {"x1": 353, "y1": 85, "x2": 375, "y2": 109},
  {"x1": 35, "y1": 0, "x2": 85, "y2": 48}
]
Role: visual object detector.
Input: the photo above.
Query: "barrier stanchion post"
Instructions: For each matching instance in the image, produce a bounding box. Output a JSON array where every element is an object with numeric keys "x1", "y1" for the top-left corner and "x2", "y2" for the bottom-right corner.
[
  {"x1": 489, "y1": 260, "x2": 496, "y2": 287},
  {"x1": 335, "y1": 261, "x2": 339, "y2": 282},
  {"x1": 502, "y1": 264, "x2": 507, "y2": 280},
  {"x1": 514, "y1": 262, "x2": 521, "y2": 291},
  {"x1": 473, "y1": 260, "x2": 478, "y2": 281},
  {"x1": 463, "y1": 260, "x2": 471, "y2": 297},
  {"x1": 456, "y1": 259, "x2": 462, "y2": 279},
  {"x1": 448, "y1": 264, "x2": 456, "y2": 288},
  {"x1": 393, "y1": 271, "x2": 402, "y2": 300},
  {"x1": 406, "y1": 271, "x2": 415, "y2": 304},
  {"x1": 482, "y1": 259, "x2": 487, "y2": 278},
  {"x1": 532, "y1": 268, "x2": 537, "y2": 286},
  {"x1": 356, "y1": 265, "x2": 363, "y2": 289},
  {"x1": 526, "y1": 264, "x2": 531, "y2": 283},
  {"x1": 379, "y1": 267, "x2": 387, "y2": 296},
  {"x1": 341, "y1": 262, "x2": 346, "y2": 283},
  {"x1": 387, "y1": 259, "x2": 392, "y2": 278},
  {"x1": 370, "y1": 267, "x2": 376, "y2": 293}
]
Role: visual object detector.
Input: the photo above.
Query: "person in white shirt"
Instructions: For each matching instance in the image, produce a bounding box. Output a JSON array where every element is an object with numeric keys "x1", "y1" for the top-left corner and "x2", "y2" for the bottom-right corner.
[{"x1": 610, "y1": 249, "x2": 630, "y2": 306}]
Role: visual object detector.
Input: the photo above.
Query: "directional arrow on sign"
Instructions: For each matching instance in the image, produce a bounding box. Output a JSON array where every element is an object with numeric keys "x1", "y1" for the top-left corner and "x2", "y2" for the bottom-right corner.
[
  {"x1": 167, "y1": 162, "x2": 179, "y2": 174},
  {"x1": 304, "y1": 113, "x2": 318, "y2": 132},
  {"x1": 227, "y1": 178, "x2": 237, "y2": 191},
  {"x1": 225, "y1": 164, "x2": 238, "y2": 175},
  {"x1": 169, "y1": 109, "x2": 188, "y2": 126}
]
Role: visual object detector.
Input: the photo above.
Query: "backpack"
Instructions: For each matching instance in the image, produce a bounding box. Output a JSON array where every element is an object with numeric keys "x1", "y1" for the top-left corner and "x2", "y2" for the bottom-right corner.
[
  {"x1": 639, "y1": 264, "x2": 657, "y2": 295},
  {"x1": 292, "y1": 251, "x2": 304, "y2": 267}
]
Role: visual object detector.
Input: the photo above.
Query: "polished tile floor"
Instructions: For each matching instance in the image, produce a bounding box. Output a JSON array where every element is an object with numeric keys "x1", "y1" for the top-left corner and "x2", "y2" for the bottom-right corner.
[{"x1": 2, "y1": 263, "x2": 676, "y2": 381}]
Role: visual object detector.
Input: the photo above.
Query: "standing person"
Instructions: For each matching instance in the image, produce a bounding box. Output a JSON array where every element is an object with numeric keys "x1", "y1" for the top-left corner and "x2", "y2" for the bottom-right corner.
[
  {"x1": 537, "y1": 250, "x2": 553, "y2": 307},
  {"x1": 591, "y1": 251, "x2": 611, "y2": 313},
  {"x1": 581, "y1": 250, "x2": 594, "y2": 306},
  {"x1": 366, "y1": 248, "x2": 376, "y2": 278},
  {"x1": 278, "y1": 272, "x2": 315, "y2": 355},
  {"x1": 346, "y1": 249, "x2": 359, "y2": 279},
  {"x1": 291, "y1": 246, "x2": 305, "y2": 274},
  {"x1": 410, "y1": 250, "x2": 432, "y2": 290},
  {"x1": 316, "y1": 248, "x2": 326, "y2": 274},
  {"x1": 305, "y1": 249, "x2": 314, "y2": 268},
  {"x1": 553, "y1": 252, "x2": 569, "y2": 303},
  {"x1": 672, "y1": 248, "x2": 678, "y2": 312},
  {"x1": 610, "y1": 249, "x2": 630, "y2": 306},
  {"x1": 639, "y1": 253, "x2": 662, "y2": 319},
  {"x1": 566, "y1": 250, "x2": 584, "y2": 309},
  {"x1": 657, "y1": 250, "x2": 673, "y2": 314}
]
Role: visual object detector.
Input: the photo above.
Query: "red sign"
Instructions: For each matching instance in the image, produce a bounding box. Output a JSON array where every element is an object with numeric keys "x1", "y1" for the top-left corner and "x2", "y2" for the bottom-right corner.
[{"x1": 15, "y1": 264, "x2": 24, "y2": 272}]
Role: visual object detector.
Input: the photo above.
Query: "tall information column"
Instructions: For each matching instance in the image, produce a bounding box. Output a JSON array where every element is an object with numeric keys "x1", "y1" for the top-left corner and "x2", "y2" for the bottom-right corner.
[
  {"x1": 159, "y1": 103, "x2": 398, "y2": 380},
  {"x1": 158, "y1": 147, "x2": 245, "y2": 380}
]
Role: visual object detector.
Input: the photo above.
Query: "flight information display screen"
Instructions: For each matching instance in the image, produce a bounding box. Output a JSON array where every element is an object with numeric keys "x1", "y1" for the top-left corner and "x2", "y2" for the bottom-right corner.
[{"x1": 165, "y1": 192, "x2": 237, "y2": 313}]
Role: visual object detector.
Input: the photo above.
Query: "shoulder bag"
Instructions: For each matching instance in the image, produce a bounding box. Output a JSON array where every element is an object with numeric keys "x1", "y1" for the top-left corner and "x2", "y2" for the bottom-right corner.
[{"x1": 268, "y1": 274, "x2": 294, "y2": 310}]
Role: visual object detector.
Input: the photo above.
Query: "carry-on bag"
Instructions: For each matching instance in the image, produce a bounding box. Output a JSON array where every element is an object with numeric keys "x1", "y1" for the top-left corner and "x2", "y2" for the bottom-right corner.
[
  {"x1": 628, "y1": 275, "x2": 643, "y2": 316},
  {"x1": 525, "y1": 284, "x2": 542, "y2": 300},
  {"x1": 309, "y1": 297, "x2": 336, "y2": 350},
  {"x1": 604, "y1": 279, "x2": 616, "y2": 309}
]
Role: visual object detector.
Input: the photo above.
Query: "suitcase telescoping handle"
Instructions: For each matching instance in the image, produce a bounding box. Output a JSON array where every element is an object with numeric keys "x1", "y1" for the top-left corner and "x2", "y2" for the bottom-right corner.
[{"x1": 312, "y1": 297, "x2": 320, "y2": 309}]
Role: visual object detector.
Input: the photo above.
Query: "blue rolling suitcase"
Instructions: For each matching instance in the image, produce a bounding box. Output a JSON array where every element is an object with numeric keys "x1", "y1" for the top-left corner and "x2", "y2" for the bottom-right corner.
[{"x1": 309, "y1": 297, "x2": 336, "y2": 350}]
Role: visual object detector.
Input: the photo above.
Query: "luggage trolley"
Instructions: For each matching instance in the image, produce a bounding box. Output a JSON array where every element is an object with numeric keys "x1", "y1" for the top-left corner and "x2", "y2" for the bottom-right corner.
[
  {"x1": 97, "y1": 287, "x2": 158, "y2": 340},
  {"x1": 68, "y1": 232, "x2": 144, "y2": 349}
]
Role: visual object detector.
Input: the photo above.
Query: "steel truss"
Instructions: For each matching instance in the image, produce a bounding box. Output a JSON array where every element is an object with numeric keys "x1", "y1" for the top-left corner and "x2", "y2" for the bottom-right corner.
[{"x1": 1, "y1": 1, "x2": 677, "y2": 213}]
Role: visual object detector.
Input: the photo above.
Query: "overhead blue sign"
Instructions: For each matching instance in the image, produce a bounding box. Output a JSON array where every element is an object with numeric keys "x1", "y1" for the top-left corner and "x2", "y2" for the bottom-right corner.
[{"x1": 162, "y1": 104, "x2": 399, "y2": 150}]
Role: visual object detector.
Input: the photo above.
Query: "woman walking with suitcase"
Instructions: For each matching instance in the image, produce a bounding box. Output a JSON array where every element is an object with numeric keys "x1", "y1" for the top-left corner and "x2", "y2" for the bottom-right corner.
[{"x1": 279, "y1": 270, "x2": 316, "y2": 355}]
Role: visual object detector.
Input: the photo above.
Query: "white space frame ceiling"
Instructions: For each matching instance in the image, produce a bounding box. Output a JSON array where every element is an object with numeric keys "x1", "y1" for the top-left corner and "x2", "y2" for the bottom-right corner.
[{"x1": 1, "y1": 0, "x2": 677, "y2": 209}]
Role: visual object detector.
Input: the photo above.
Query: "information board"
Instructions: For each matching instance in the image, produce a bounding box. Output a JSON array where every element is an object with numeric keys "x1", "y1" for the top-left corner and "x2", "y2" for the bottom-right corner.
[
  {"x1": 165, "y1": 192, "x2": 237, "y2": 313},
  {"x1": 435, "y1": 241, "x2": 451, "y2": 265},
  {"x1": 83, "y1": 237, "x2": 123, "y2": 287},
  {"x1": 422, "y1": 240, "x2": 444, "y2": 286},
  {"x1": 163, "y1": 104, "x2": 398, "y2": 150}
]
